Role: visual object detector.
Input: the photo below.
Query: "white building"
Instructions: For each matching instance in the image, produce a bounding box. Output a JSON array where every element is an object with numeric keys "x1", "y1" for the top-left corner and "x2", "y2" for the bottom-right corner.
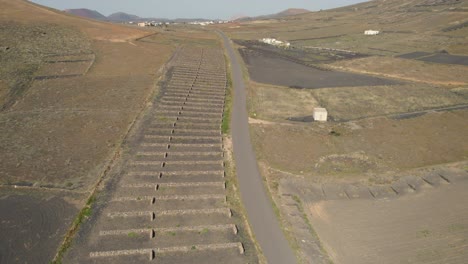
[
  {"x1": 364, "y1": 30, "x2": 380, "y2": 35},
  {"x1": 189, "y1": 21, "x2": 215, "y2": 26},
  {"x1": 259, "y1": 38, "x2": 291, "y2": 48},
  {"x1": 313, "y1": 108, "x2": 328, "y2": 122},
  {"x1": 137, "y1": 22, "x2": 146, "y2": 27}
]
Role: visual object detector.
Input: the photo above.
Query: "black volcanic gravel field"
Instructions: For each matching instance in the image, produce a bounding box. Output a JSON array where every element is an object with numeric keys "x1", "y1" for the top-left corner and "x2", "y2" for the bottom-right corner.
[{"x1": 240, "y1": 49, "x2": 400, "y2": 89}]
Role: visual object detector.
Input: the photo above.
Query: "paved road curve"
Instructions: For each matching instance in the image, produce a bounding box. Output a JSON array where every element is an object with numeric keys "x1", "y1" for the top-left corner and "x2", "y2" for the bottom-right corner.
[{"x1": 218, "y1": 31, "x2": 297, "y2": 264}]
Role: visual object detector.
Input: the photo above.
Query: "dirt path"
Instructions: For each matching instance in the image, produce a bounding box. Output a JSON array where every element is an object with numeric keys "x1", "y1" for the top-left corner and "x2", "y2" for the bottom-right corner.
[{"x1": 219, "y1": 31, "x2": 297, "y2": 264}]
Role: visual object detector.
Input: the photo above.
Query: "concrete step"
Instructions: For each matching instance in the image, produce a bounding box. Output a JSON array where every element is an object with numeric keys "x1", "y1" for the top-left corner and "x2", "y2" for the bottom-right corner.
[
  {"x1": 145, "y1": 128, "x2": 221, "y2": 136},
  {"x1": 138, "y1": 143, "x2": 222, "y2": 152},
  {"x1": 120, "y1": 181, "x2": 226, "y2": 189},
  {"x1": 127, "y1": 170, "x2": 224, "y2": 182},
  {"x1": 153, "y1": 116, "x2": 224, "y2": 124},
  {"x1": 191, "y1": 87, "x2": 226, "y2": 93},
  {"x1": 129, "y1": 163, "x2": 224, "y2": 173},
  {"x1": 142, "y1": 135, "x2": 222, "y2": 144},
  {"x1": 135, "y1": 153, "x2": 222, "y2": 163},
  {"x1": 112, "y1": 194, "x2": 226, "y2": 204},
  {"x1": 162, "y1": 96, "x2": 225, "y2": 104},
  {"x1": 154, "y1": 110, "x2": 223, "y2": 119},
  {"x1": 100, "y1": 208, "x2": 234, "y2": 230},
  {"x1": 107, "y1": 208, "x2": 232, "y2": 220},
  {"x1": 100, "y1": 224, "x2": 238, "y2": 238},
  {"x1": 174, "y1": 70, "x2": 225, "y2": 75},
  {"x1": 93, "y1": 229, "x2": 239, "y2": 252},
  {"x1": 167, "y1": 85, "x2": 225, "y2": 93},
  {"x1": 131, "y1": 160, "x2": 223, "y2": 167},
  {"x1": 161, "y1": 98, "x2": 224, "y2": 108},
  {"x1": 163, "y1": 91, "x2": 225, "y2": 98},
  {"x1": 175, "y1": 116, "x2": 223, "y2": 123},
  {"x1": 164, "y1": 92, "x2": 225, "y2": 101},
  {"x1": 144, "y1": 129, "x2": 222, "y2": 137},
  {"x1": 89, "y1": 242, "x2": 244, "y2": 263},
  {"x1": 169, "y1": 80, "x2": 194, "y2": 85},
  {"x1": 193, "y1": 82, "x2": 226, "y2": 87},
  {"x1": 149, "y1": 120, "x2": 222, "y2": 129},
  {"x1": 114, "y1": 184, "x2": 226, "y2": 199},
  {"x1": 158, "y1": 102, "x2": 224, "y2": 112},
  {"x1": 110, "y1": 194, "x2": 227, "y2": 211},
  {"x1": 127, "y1": 169, "x2": 224, "y2": 177}
]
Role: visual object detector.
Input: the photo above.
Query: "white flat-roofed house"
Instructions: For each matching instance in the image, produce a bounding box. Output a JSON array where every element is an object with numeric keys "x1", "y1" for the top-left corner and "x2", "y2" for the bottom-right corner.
[
  {"x1": 364, "y1": 30, "x2": 380, "y2": 35},
  {"x1": 313, "y1": 108, "x2": 328, "y2": 122},
  {"x1": 260, "y1": 38, "x2": 291, "y2": 48}
]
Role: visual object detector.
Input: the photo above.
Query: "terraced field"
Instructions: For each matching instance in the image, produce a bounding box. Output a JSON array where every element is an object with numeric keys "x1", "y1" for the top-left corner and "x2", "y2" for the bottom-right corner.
[{"x1": 65, "y1": 46, "x2": 255, "y2": 263}]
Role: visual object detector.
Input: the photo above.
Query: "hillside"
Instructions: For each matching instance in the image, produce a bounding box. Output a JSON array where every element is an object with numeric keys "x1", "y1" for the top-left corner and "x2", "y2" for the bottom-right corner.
[
  {"x1": 236, "y1": 7, "x2": 310, "y2": 21},
  {"x1": 0, "y1": 0, "x2": 174, "y2": 263},
  {"x1": 276, "y1": 8, "x2": 310, "y2": 17},
  {"x1": 225, "y1": 0, "x2": 468, "y2": 55},
  {"x1": 64, "y1": 8, "x2": 107, "y2": 20},
  {"x1": 107, "y1": 12, "x2": 142, "y2": 22}
]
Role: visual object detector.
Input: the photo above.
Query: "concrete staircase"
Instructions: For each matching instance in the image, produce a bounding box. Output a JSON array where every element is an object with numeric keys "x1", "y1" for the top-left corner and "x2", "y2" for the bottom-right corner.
[{"x1": 79, "y1": 47, "x2": 249, "y2": 263}]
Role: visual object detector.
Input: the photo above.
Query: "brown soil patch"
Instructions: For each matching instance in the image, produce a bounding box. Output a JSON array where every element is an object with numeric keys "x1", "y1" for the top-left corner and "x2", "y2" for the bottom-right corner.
[
  {"x1": 0, "y1": 80, "x2": 7, "y2": 106},
  {"x1": 251, "y1": 109, "x2": 468, "y2": 179},
  {"x1": 1, "y1": 35, "x2": 174, "y2": 190},
  {"x1": 306, "y1": 182, "x2": 468, "y2": 264},
  {"x1": 0, "y1": 111, "x2": 135, "y2": 189}
]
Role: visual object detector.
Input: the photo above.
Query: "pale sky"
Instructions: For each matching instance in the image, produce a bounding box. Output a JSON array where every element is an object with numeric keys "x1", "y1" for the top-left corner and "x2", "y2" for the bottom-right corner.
[{"x1": 30, "y1": 0, "x2": 367, "y2": 19}]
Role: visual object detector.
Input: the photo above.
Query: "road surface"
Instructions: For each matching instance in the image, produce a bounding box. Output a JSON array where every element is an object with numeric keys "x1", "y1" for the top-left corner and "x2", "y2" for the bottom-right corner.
[{"x1": 218, "y1": 31, "x2": 297, "y2": 264}]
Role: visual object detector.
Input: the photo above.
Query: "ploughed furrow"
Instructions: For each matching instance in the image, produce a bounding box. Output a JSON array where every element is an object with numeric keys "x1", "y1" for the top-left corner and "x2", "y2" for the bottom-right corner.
[{"x1": 84, "y1": 46, "x2": 247, "y2": 263}]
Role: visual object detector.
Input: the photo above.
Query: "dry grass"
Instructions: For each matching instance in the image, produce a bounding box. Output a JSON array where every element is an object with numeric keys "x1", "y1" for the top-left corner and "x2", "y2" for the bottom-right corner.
[
  {"x1": 312, "y1": 84, "x2": 467, "y2": 120},
  {"x1": 248, "y1": 82, "x2": 320, "y2": 121},
  {"x1": 330, "y1": 57, "x2": 468, "y2": 86},
  {"x1": 0, "y1": 1, "x2": 176, "y2": 190},
  {"x1": 218, "y1": 0, "x2": 468, "y2": 56}
]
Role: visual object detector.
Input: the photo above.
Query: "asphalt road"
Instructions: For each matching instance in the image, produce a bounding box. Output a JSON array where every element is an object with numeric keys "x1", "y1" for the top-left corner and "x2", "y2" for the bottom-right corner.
[{"x1": 218, "y1": 31, "x2": 297, "y2": 264}]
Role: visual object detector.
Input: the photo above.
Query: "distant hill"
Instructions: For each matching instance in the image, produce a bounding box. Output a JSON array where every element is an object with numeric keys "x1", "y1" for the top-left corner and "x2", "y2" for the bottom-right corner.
[
  {"x1": 236, "y1": 8, "x2": 310, "y2": 21},
  {"x1": 63, "y1": 9, "x2": 216, "y2": 23},
  {"x1": 107, "y1": 12, "x2": 142, "y2": 22},
  {"x1": 64, "y1": 8, "x2": 107, "y2": 21},
  {"x1": 276, "y1": 8, "x2": 310, "y2": 17}
]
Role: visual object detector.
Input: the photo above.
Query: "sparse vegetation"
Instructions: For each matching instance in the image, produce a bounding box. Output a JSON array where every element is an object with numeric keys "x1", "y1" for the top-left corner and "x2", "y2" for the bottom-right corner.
[
  {"x1": 222, "y1": 56, "x2": 233, "y2": 134},
  {"x1": 52, "y1": 194, "x2": 96, "y2": 264},
  {"x1": 127, "y1": 232, "x2": 139, "y2": 238},
  {"x1": 199, "y1": 228, "x2": 209, "y2": 235}
]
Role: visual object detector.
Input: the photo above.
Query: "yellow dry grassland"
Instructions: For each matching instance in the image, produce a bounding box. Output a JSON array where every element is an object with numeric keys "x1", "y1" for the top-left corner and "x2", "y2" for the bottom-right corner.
[
  {"x1": 312, "y1": 84, "x2": 467, "y2": 120},
  {"x1": 331, "y1": 57, "x2": 468, "y2": 86},
  {"x1": 248, "y1": 82, "x2": 320, "y2": 121}
]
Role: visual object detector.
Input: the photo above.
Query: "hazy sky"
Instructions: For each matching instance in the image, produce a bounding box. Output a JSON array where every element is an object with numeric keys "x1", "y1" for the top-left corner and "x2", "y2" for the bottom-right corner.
[{"x1": 30, "y1": 0, "x2": 366, "y2": 19}]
